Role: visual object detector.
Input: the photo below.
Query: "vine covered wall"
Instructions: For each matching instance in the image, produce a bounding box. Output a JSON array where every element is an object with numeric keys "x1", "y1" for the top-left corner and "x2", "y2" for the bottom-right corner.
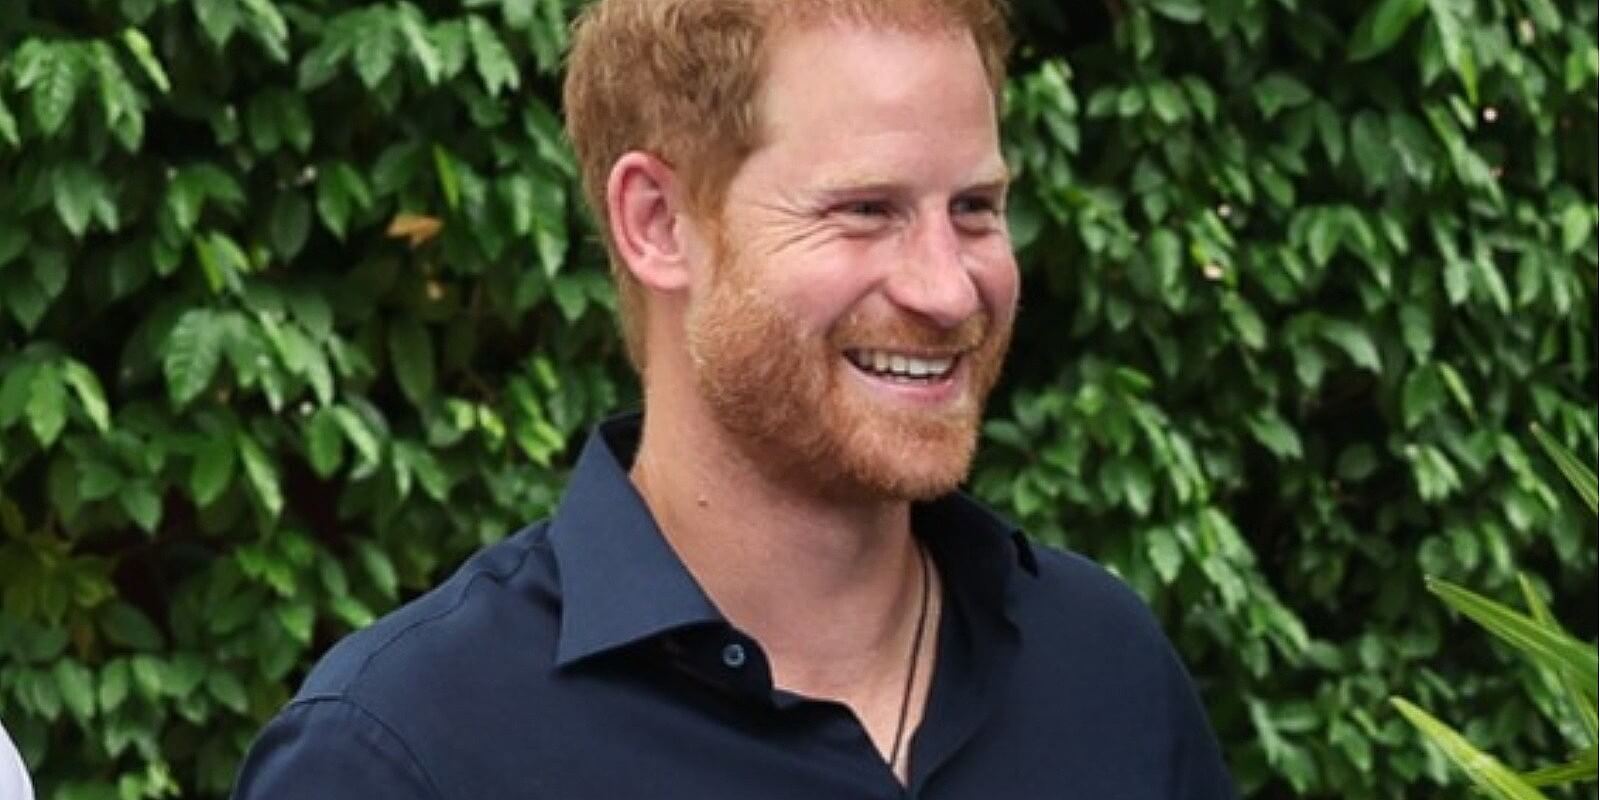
[{"x1": 0, "y1": 0, "x2": 1593, "y2": 797}]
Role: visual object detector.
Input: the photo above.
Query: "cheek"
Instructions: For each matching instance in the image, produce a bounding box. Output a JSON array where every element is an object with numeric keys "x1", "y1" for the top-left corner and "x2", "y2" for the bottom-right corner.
[
  {"x1": 973, "y1": 250, "x2": 1020, "y2": 318},
  {"x1": 784, "y1": 251, "x2": 887, "y2": 323}
]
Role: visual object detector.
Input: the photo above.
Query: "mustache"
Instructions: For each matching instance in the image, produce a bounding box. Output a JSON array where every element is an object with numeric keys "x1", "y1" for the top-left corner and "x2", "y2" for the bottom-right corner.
[{"x1": 828, "y1": 310, "x2": 991, "y2": 353}]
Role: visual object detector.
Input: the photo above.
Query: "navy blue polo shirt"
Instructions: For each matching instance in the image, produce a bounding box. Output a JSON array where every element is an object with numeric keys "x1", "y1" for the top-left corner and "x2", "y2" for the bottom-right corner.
[{"x1": 232, "y1": 414, "x2": 1235, "y2": 799}]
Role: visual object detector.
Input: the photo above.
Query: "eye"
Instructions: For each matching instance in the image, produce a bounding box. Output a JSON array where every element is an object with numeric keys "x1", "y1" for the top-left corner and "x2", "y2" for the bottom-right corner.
[
  {"x1": 951, "y1": 194, "x2": 1005, "y2": 233},
  {"x1": 838, "y1": 199, "x2": 892, "y2": 218},
  {"x1": 951, "y1": 195, "x2": 1000, "y2": 217}
]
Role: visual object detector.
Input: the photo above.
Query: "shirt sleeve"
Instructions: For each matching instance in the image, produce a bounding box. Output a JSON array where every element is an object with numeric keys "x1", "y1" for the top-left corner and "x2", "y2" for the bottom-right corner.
[
  {"x1": 1162, "y1": 644, "x2": 1239, "y2": 800},
  {"x1": 231, "y1": 697, "x2": 442, "y2": 800}
]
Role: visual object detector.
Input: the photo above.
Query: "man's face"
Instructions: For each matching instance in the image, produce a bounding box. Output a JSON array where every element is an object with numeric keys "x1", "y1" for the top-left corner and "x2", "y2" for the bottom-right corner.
[{"x1": 684, "y1": 22, "x2": 1018, "y2": 501}]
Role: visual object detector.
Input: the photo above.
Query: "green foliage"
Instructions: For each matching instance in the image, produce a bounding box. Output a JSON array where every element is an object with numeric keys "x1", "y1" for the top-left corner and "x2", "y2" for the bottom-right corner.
[
  {"x1": 0, "y1": 1, "x2": 1592, "y2": 799},
  {"x1": 1389, "y1": 437, "x2": 1597, "y2": 800},
  {"x1": 1391, "y1": 576, "x2": 1598, "y2": 798},
  {"x1": 982, "y1": 0, "x2": 1597, "y2": 796}
]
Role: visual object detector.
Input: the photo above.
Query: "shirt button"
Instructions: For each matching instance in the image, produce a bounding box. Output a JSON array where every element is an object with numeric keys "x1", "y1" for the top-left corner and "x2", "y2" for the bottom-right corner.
[{"x1": 720, "y1": 642, "x2": 747, "y2": 669}]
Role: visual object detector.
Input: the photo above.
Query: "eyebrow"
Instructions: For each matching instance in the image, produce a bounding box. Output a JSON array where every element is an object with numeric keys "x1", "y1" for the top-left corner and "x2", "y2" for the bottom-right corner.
[{"x1": 809, "y1": 166, "x2": 1012, "y2": 199}]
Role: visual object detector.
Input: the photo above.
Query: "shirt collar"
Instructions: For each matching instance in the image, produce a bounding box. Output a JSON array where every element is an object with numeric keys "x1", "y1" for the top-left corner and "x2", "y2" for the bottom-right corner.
[
  {"x1": 548, "y1": 412, "x2": 1037, "y2": 668},
  {"x1": 549, "y1": 414, "x2": 723, "y2": 667}
]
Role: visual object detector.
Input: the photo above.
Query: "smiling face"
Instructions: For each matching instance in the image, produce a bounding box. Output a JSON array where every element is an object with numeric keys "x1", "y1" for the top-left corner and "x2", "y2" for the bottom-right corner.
[{"x1": 682, "y1": 22, "x2": 1019, "y2": 501}]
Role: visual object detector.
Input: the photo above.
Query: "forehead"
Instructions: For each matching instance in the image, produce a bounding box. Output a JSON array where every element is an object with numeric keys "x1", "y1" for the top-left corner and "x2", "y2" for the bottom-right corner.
[{"x1": 748, "y1": 22, "x2": 1003, "y2": 183}]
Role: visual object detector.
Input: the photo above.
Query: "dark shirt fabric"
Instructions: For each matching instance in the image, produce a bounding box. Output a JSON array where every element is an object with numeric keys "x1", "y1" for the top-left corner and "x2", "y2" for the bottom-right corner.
[{"x1": 232, "y1": 413, "x2": 1236, "y2": 799}]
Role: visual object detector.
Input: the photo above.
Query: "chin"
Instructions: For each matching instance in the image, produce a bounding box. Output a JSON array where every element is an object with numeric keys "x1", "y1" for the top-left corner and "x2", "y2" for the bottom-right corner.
[{"x1": 808, "y1": 397, "x2": 983, "y2": 502}]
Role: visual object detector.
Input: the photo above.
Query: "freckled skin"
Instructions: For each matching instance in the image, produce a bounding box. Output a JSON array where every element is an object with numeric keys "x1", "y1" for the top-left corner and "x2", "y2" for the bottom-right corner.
[{"x1": 685, "y1": 24, "x2": 1019, "y2": 501}]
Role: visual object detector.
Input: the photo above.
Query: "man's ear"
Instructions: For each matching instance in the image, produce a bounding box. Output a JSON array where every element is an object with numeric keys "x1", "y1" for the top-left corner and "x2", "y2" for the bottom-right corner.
[{"x1": 606, "y1": 151, "x2": 693, "y2": 292}]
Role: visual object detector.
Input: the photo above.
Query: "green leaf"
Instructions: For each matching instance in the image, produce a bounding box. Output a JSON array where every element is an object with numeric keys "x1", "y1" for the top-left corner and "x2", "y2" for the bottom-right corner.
[
  {"x1": 205, "y1": 669, "x2": 249, "y2": 714},
  {"x1": 98, "y1": 661, "x2": 130, "y2": 713},
  {"x1": 190, "y1": 434, "x2": 236, "y2": 506},
  {"x1": 120, "y1": 28, "x2": 170, "y2": 92},
  {"x1": 316, "y1": 164, "x2": 355, "y2": 239},
  {"x1": 240, "y1": 0, "x2": 291, "y2": 61},
  {"x1": 1146, "y1": 0, "x2": 1203, "y2": 23},
  {"x1": 1402, "y1": 365, "x2": 1443, "y2": 429},
  {"x1": 1336, "y1": 444, "x2": 1379, "y2": 481},
  {"x1": 1471, "y1": 256, "x2": 1511, "y2": 314},
  {"x1": 1349, "y1": 0, "x2": 1428, "y2": 61},
  {"x1": 0, "y1": 223, "x2": 30, "y2": 269},
  {"x1": 1247, "y1": 410, "x2": 1304, "y2": 459},
  {"x1": 1148, "y1": 81, "x2": 1188, "y2": 123},
  {"x1": 433, "y1": 145, "x2": 462, "y2": 210},
  {"x1": 269, "y1": 192, "x2": 312, "y2": 260},
  {"x1": 0, "y1": 93, "x2": 19, "y2": 148},
  {"x1": 1399, "y1": 304, "x2": 1433, "y2": 361},
  {"x1": 6, "y1": 274, "x2": 50, "y2": 331},
  {"x1": 1425, "y1": 0, "x2": 1478, "y2": 103},
  {"x1": 1428, "y1": 577, "x2": 1599, "y2": 692},
  {"x1": 1531, "y1": 424, "x2": 1599, "y2": 515},
  {"x1": 1519, "y1": 750, "x2": 1598, "y2": 787},
  {"x1": 117, "y1": 481, "x2": 162, "y2": 533},
  {"x1": 0, "y1": 360, "x2": 38, "y2": 429},
  {"x1": 331, "y1": 405, "x2": 382, "y2": 466},
  {"x1": 79, "y1": 460, "x2": 123, "y2": 501},
  {"x1": 165, "y1": 653, "x2": 206, "y2": 697},
  {"x1": 237, "y1": 431, "x2": 283, "y2": 517},
  {"x1": 396, "y1": 3, "x2": 442, "y2": 84},
  {"x1": 467, "y1": 16, "x2": 518, "y2": 96},
  {"x1": 1518, "y1": 574, "x2": 1600, "y2": 747},
  {"x1": 1253, "y1": 73, "x2": 1313, "y2": 119},
  {"x1": 194, "y1": 0, "x2": 242, "y2": 50},
  {"x1": 306, "y1": 407, "x2": 345, "y2": 478},
  {"x1": 99, "y1": 601, "x2": 165, "y2": 650},
  {"x1": 1560, "y1": 204, "x2": 1592, "y2": 254},
  {"x1": 388, "y1": 318, "x2": 436, "y2": 408},
  {"x1": 31, "y1": 43, "x2": 86, "y2": 137},
  {"x1": 1351, "y1": 112, "x2": 1392, "y2": 187},
  {"x1": 53, "y1": 660, "x2": 97, "y2": 722},
  {"x1": 1320, "y1": 319, "x2": 1383, "y2": 371},
  {"x1": 52, "y1": 162, "x2": 108, "y2": 237},
  {"x1": 27, "y1": 362, "x2": 68, "y2": 447},
  {"x1": 353, "y1": 13, "x2": 400, "y2": 89},
  {"x1": 275, "y1": 601, "x2": 315, "y2": 645},
  {"x1": 1390, "y1": 698, "x2": 1551, "y2": 800},
  {"x1": 1146, "y1": 526, "x2": 1184, "y2": 584},
  {"x1": 91, "y1": 41, "x2": 143, "y2": 151},
  {"x1": 61, "y1": 360, "x2": 110, "y2": 432},
  {"x1": 163, "y1": 310, "x2": 223, "y2": 408},
  {"x1": 354, "y1": 540, "x2": 399, "y2": 599},
  {"x1": 32, "y1": 249, "x2": 68, "y2": 302}
]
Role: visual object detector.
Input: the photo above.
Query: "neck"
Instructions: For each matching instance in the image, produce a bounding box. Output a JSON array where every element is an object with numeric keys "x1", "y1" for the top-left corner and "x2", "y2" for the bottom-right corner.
[{"x1": 629, "y1": 379, "x2": 925, "y2": 694}]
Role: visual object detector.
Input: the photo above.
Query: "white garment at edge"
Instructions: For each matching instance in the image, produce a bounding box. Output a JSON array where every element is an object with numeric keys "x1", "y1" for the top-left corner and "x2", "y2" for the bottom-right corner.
[{"x1": 0, "y1": 718, "x2": 32, "y2": 800}]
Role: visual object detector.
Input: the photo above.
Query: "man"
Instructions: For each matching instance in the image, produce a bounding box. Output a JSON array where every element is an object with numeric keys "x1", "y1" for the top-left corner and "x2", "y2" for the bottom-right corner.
[
  {"x1": 233, "y1": 0, "x2": 1236, "y2": 797},
  {"x1": 1, "y1": 718, "x2": 34, "y2": 800}
]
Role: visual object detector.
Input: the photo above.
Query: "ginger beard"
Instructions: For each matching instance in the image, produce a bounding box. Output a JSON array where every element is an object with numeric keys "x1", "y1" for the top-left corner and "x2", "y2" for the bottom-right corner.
[{"x1": 685, "y1": 234, "x2": 1013, "y2": 502}]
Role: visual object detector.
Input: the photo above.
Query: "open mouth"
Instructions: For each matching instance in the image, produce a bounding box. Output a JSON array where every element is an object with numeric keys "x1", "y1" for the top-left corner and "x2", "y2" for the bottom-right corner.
[{"x1": 843, "y1": 348, "x2": 960, "y2": 384}]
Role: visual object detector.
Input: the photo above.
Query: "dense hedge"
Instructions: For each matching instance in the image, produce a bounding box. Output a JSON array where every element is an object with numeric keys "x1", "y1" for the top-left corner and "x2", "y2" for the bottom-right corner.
[{"x1": 0, "y1": 0, "x2": 1593, "y2": 798}]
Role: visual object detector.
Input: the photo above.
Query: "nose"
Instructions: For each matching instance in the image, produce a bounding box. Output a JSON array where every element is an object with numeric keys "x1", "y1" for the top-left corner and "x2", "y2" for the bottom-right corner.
[{"x1": 883, "y1": 213, "x2": 982, "y2": 329}]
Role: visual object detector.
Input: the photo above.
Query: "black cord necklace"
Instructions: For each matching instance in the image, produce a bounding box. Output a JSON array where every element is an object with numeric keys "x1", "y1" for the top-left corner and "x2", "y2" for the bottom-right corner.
[{"x1": 888, "y1": 542, "x2": 932, "y2": 778}]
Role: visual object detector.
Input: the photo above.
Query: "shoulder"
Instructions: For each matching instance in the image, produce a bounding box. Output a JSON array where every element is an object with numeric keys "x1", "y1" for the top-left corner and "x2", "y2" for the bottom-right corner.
[
  {"x1": 233, "y1": 696, "x2": 442, "y2": 799},
  {"x1": 1006, "y1": 542, "x2": 1238, "y2": 798},
  {"x1": 1005, "y1": 542, "x2": 1191, "y2": 718},
  {"x1": 235, "y1": 522, "x2": 559, "y2": 797},
  {"x1": 300, "y1": 521, "x2": 556, "y2": 702},
  {"x1": 1015, "y1": 543, "x2": 1171, "y2": 649}
]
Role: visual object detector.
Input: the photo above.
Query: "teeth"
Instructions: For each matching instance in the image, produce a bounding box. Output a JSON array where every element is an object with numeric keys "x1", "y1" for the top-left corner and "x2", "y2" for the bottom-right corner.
[{"x1": 848, "y1": 349, "x2": 957, "y2": 380}]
